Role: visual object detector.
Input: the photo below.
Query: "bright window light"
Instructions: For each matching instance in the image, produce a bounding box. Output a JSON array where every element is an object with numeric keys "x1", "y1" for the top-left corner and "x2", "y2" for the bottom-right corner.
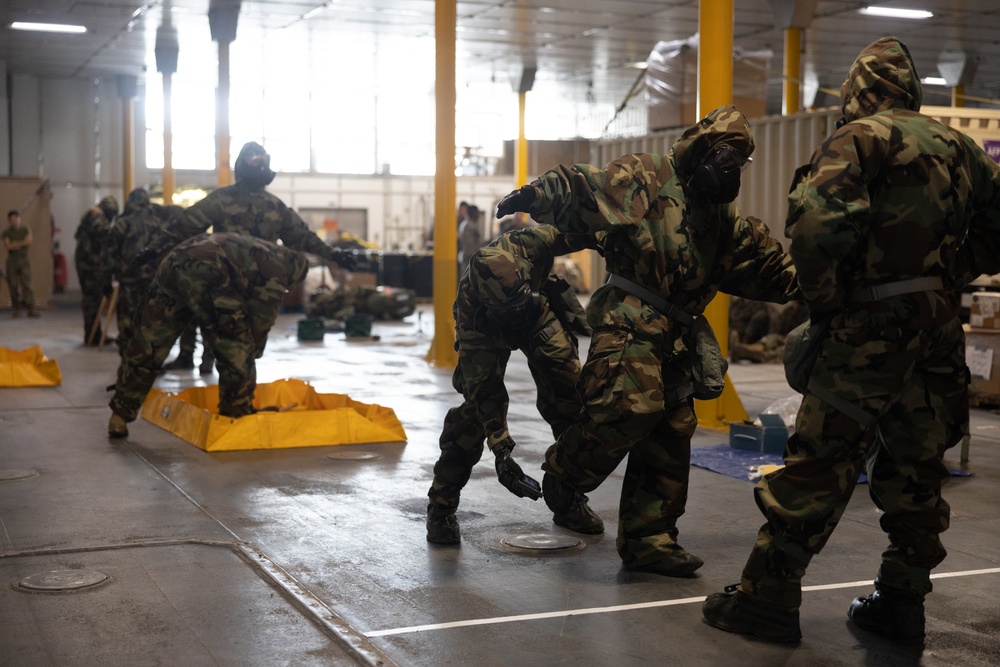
[
  {"x1": 861, "y1": 6, "x2": 933, "y2": 19},
  {"x1": 922, "y1": 76, "x2": 948, "y2": 86},
  {"x1": 11, "y1": 21, "x2": 87, "y2": 34}
]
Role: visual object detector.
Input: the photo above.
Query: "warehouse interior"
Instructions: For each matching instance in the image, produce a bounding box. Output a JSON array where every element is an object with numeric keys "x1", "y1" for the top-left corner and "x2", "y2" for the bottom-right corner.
[{"x1": 2, "y1": 1, "x2": 1000, "y2": 665}]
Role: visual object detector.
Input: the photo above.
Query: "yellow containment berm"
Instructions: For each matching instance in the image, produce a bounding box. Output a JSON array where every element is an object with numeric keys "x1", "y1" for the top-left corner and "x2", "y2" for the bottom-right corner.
[
  {"x1": 0, "y1": 346, "x2": 62, "y2": 387},
  {"x1": 141, "y1": 378, "x2": 407, "y2": 452}
]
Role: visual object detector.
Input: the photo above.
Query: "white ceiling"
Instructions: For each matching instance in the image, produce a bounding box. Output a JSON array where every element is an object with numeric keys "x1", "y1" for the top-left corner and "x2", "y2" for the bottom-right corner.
[{"x1": 1, "y1": 1, "x2": 998, "y2": 126}]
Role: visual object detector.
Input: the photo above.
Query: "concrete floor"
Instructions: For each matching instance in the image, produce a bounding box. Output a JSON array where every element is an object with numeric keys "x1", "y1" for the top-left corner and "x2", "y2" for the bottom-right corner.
[{"x1": 1, "y1": 293, "x2": 998, "y2": 666}]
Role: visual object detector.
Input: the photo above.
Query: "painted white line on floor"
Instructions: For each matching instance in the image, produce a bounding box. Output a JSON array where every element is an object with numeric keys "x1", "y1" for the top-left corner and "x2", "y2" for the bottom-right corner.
[{"x1": 365, "y1": 567, "x2": 1000, "y2": 638}]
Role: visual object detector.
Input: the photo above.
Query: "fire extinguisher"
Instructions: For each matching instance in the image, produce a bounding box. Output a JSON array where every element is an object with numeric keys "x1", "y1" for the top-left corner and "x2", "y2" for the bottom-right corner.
[{"x1": 53, "y1": 241, "x2": 68, "y2": 293}]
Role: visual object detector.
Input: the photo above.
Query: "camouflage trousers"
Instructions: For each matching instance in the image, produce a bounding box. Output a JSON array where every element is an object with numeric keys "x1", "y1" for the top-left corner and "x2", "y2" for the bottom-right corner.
[
  {"x1": 5, "y1": 256, "x2": 34, "y2": 310},
  {"x1": 428, "y1": 321, "x2": 582, "y2": 514},
  {"x1": 109, "y1": 270, "x2": 266, "y2": 422},
  {"x1": 542, "y1": 322, "x2": 698, "y2": 567},
  {"x1": 739, "y1": 295, "x2": 965, "y2": 608},
  {"x1": 113, "y1": 279, "x2": 150, "y2": 355}
]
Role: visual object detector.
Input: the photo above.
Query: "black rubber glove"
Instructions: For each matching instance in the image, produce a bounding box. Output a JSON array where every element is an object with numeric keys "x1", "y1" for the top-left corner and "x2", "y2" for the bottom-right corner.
[
  {"x1": 102, "y1": 283, "x2": 114, "y2": 297},
  {"x1": 133, "y1": 246, "x2": 158, "y2": 269},
  {"x1": 331, "y1": 249, "x2": 359, "y2": 272},
  {"x1": 496, "y1": 185, "x2": 535, "y2": 219},
  {"x1": 491, "y1": 434, "x2": 542, "y2": 500}
]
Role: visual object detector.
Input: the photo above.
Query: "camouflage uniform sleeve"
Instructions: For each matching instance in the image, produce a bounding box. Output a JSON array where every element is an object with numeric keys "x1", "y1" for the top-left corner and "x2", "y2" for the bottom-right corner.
[
  {"x1": 525, "y1": 154, "x2": 665, "y2": 237},
  {"x1": 721, "y1": 213, "x2": 800, "y2": 303},
  {"x1": 148, "y1": 194, "x2": 215, "y2": 256},
  {"x1": 785, "y1": 122, "x2": 886, "y2": 314},
  {"x1": 278, "y1": 206, "x2": 342, "y2": 263},
  {"x1": 954, "y1": 135, "x2": 1000, "y2": 284}
]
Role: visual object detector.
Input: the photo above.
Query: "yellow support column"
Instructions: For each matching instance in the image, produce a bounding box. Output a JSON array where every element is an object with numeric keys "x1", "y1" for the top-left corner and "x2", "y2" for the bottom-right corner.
[
  {"x1": 516, "y1": 92, "x2": 528, "y2": 187},
  {"x1": 952, "y1": 84, "x2": 965, "y2": 108},
  {"x1": 162, "y1": 72, "x2": 174, "y2": 204},
  {"x1": 783, "y1": 27, "x2": 802, "y2": 115},
  {"x1": 426, "y1": 0, "x2": 458, "y2": 368},
  {"x1": 217, "y1": 40, "x2": 233, "y2": 187},
  {"x1": 695, "y1": 0, "x2": 748, "y2": 429}
]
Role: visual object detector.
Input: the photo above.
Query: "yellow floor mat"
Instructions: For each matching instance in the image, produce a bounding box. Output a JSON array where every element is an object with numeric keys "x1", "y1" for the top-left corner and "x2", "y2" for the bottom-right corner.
[
  {"x1": 0, "y1": 346, "x2": 62, "y2": 386},
  {"x1": 141, "y1": 378, "x2": 407, "y2": 451}
]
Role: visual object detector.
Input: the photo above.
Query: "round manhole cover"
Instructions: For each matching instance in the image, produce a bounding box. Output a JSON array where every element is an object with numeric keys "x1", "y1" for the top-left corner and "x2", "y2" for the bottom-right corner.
[
  {"x1": 0, "y1": 469, "x2": 38, "y2": 481},
  {"x1": 327, "y1": 451, "x2": 380, "y2": 461},
  {"x1": 16, "y1": 570, "x2": 110, "y2": 593},
  {"x1": 500, "y1": 533, "x2": 584, "y2": 553}
]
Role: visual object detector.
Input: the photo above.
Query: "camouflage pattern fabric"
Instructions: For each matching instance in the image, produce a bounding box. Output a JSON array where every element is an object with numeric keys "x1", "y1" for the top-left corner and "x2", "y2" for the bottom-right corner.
[
  {"x1": 75, "y1": 203, "x2": 114, "y2": 342},
  {"x1": 109, "y1": 233, "x2": 308, "y2": 421},
  {"x1": 736, "y1": 36, "x2": 1000, "y2": 609},
  {"x1": 307, "y1": 285, "x2": 417, "y2": 321},
  {"x1": 102, "y1": 189, "x2": 161, "y2": 351},
  {"x1": 148, "y1": 180, "x2": 351, "y2": 268},
  {"x1": 2, "y1": 225, "x2": 35, "y2": 310},
  {"x1": 427, "y1": 225, "x2": 594, "y2": 513},
  {"x1": 519, "y1": 105, "x2": 799, "y2": 567}
]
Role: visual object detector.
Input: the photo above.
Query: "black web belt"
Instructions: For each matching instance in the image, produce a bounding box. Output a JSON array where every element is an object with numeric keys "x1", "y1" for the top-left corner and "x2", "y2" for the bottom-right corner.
[
  {"x1": 850, "y1": 276, "x2": 944, "y2": 303},
  {"x1": 606, "y1": 274, "x2": 694, "y2": 327}
]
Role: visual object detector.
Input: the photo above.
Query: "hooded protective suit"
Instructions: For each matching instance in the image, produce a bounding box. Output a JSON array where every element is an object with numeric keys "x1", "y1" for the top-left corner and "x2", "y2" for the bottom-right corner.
[
  {"x1": 500, "y1": 105, "x2": 799, "y2": 570},
  {"x1": 732, "y1": 36, "x2": 1000, "y2": 615},
  {"x1": 427, "y1": 224, "x2": 594, "y2": 537}
]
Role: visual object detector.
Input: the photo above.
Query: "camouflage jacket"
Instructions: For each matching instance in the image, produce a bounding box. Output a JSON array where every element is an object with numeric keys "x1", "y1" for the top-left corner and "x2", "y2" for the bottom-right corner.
[
  {"x1": 151, "y1": 181, "x2": 341, "y2": 265},
  {"x1": 456, "y1": 224, "x2": 594, "y2": 345},
  {"x1": 74, "y1": 206, "x2": 112, "y2": 274},
  {"x1": 787, "y1": 36, "x2": 1000, "y2": 314},
  {"x1": 2, "y1": 226, "x2": 31, "y2": 262},
  {"x1": 156, "y1": 233, "x2": 308, "y2": 345},
  {"x1": 103, "y1": 203, "x2": 161, "y2": 284},
  {"x1": 518, "y1": 105, "x2": 799, "y2": 339}
]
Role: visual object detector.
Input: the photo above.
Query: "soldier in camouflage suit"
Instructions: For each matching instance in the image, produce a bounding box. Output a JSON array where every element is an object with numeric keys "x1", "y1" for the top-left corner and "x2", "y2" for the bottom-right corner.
[
  {"x1": 147, "y1": 141, "x2": 355, "y2": 271},
  {"x1": 426, "y1": 224, "x2": 596, "y2": 544},
  {"x1": 107, "y1": 233, "x2": 309, "y2": 438},
  {"x1": 497, "y1": 105, "x2": 799, "y2": 576},
  {"x1": 703, "y1": 37, "x2": 1000, "y2": 644},
  {"x1": 3, "y1": 210, "x2": 38, "y2": 317},
  {"x1": 75, "y1": 195, "x2": 118, "y2": 344},
  {"x1": 102, "y1": 188, "x2": 161, "y2": 354}
]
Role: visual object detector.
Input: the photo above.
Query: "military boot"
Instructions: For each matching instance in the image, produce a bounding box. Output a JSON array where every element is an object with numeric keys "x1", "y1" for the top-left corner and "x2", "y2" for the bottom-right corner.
[
  {"x1": 27, "y1": 309, "x2": 39, "y2": 317},
  {"x1": 543, "y1": 472, "x2": 604, "y2": 534},
  {"x1": 847, "y1": 589, "x2": 925, "y2": 644},
  {"x1": 625, "y1": 546, "x2": 703, "y2": 577},
  {"x1": 702, "y1": 586, "x2": 802, "y2": 643},
  {"x1": 162, "y1": 351, "x2": 195, "y2": 371},
  {"x1": 426, "y1": 506, "x2": 460, "y2": 545},
  {"x1": 107, "y1": 413, "x2": 129, "y2": 439}
]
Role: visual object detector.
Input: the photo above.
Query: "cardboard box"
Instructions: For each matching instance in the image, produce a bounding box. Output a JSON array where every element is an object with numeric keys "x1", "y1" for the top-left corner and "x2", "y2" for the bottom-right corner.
[
  {"x1": 969, "y1": 292, "x2": 1000, "y2": 329},
  {"x1": 729, "y1": 413, "x2": 788, "y2": 454},
  {"x1": 966, "y1": 327, "x2": 1000, "y2": 396}
]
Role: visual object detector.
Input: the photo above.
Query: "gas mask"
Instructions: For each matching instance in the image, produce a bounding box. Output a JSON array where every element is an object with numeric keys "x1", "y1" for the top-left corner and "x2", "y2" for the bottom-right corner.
[
  {"x1": 688, "y1": 144, "x2": 752, "y2": 204},
  {"x1": 234, "y1": 142, "x2": 277, "y2": 189},
  {"x1": 485, "y1": 282, "x2": 541, "y2": 331}
]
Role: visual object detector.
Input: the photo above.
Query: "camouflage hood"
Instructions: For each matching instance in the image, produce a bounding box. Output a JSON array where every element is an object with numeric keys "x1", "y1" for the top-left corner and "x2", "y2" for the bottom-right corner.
[
  {"x1": 670, "y1": 104, "x2": 754, "y2": 181},
  {"x1": 840, "y1": 36, "x2": 922, "y2": 122},
  {"x1": 123, "y1": 188, "x2": 151, "y2": 216},
  {"x1": 472, "y1": 246, "x2": 525, "y2": 308}
]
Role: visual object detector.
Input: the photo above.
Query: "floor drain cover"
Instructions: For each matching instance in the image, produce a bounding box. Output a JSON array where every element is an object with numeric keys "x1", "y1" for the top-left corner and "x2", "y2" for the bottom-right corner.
[
  {"x1": 16, "y1": 570, "x2": 110, "y2": 593},
  {"x1": 0, "y1": 469, "x2": 38, "y2": 481},
  {"x1": 501, "y1": 533, "x2": 583, "y2": 552},
  {"x1": 327, "y1": 451, "x2": 380, "y2": 461}
]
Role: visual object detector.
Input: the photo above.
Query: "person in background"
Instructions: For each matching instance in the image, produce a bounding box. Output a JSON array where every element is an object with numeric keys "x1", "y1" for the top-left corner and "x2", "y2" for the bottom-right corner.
[
  {"x1": 496, "y1": 105, "x2": 799, "y2": 578},
  {"x1": 75, "y1": 195, "x2": 118, "y2": 344},
  {"x1": 702, "y1": 36, "x2": 1000, "y2": 645},
  {"x1": 3, "y1": 210, "x2": 38, "y2": 317}
]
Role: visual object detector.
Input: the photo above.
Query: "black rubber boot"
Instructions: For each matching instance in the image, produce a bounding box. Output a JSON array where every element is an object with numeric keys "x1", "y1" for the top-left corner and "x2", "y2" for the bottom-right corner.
[
  {"x1": 847, "y1": 588, "x2": 926, "y2": 644},
  {"x1": 162, "y1": 351, "x2": 195, "y2": 370},
  {"x1": 426, "y1": 506, "x2": 460, "y2": 545},
  {"x1": 625, "y1": 546, "x2": 704, "y2": 577},
  {"x1": 702, "y1": 586, "x2": 802, "y2": 643},
  {"x1": 543, "y1": 473, "x2": 604, "y2": 534}
]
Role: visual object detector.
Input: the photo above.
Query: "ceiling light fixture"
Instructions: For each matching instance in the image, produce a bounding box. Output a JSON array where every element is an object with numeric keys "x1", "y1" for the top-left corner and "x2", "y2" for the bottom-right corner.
[
  {"x1": 921, "y1": 76, "x2": 948, "y2": 85},
  {"x1": 861, "y1": 6, "x2": 933, "y2": 19},
  {"x1": 11, "y1": 21, "x2": 87, "y2": 34}
]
